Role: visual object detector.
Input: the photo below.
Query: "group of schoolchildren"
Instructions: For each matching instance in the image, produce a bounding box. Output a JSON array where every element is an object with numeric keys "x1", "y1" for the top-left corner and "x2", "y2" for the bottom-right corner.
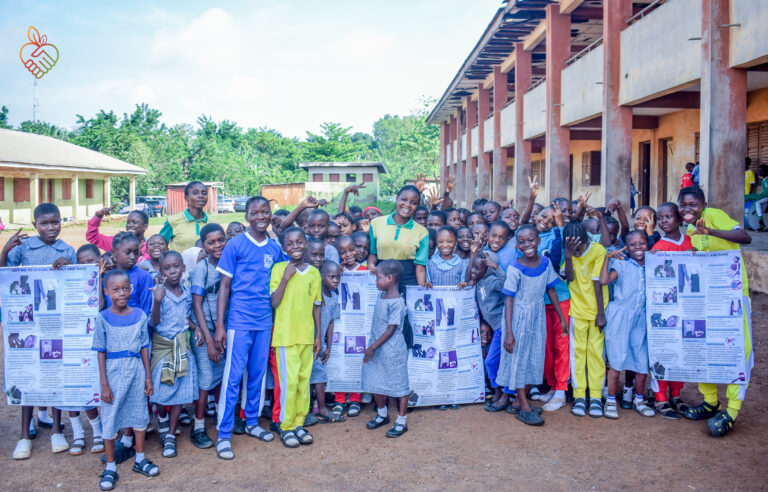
[{"x1": 0, "y1": 177, "x2": 754, "y2": 490}]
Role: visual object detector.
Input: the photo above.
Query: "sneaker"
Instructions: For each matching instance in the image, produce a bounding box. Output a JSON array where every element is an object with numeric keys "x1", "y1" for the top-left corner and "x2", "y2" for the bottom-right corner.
[
  {"x1": 190, "y1": 428, "x2": 214, "y2": 449},
  {"x1": 51, "y1": 433, "x2": 69, "y2": 453},
  {"x1": 620, "y1": 386, "x2": 634, "y2": 410},
  {"x1": 684, "y1": 401, "x2": 720, "y2": 421},
  {"x1": 655, "y1": 401, "x2": 679, "y2": 420},
  {"x1": 539, "y1": 390, "x2": 555, "y2": 403},
  {"x1": 604, "y1": 400, "x2": 619, "y2": 419},
  {"x1": 588, "y1": 398, "x2": 603, "y2": 418},
  {"x1": 13, "y1": 439, "x2": 32, "y2": 460},
  {"x1": 542, "y1": 396, "x2": 566, "y2": 412},
  {"x1": 708, "y1": 411, "x2": 735, "y2": 437}
]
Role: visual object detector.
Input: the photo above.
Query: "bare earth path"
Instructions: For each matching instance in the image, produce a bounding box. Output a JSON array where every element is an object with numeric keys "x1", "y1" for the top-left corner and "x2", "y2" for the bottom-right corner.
[{"x1": 1, "y1": 222, "x2": 766, "y2": 490}]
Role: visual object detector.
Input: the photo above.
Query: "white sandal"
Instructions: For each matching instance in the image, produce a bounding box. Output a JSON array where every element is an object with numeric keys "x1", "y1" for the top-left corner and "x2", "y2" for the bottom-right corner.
[
  {"x1": 604, "y1": 400, "x2": 619, "y2": 419},
  {"x1": 634, "y1": 399, "x2": 656, "y2": 417}
]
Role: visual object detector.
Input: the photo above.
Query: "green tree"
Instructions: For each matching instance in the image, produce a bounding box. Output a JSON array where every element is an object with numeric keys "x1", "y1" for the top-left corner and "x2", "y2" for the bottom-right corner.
[
  {"x1": 0, "y1": 106, "x2": 11, "y2": 129},
  {"x1": 304, "y1": 122, "x2": 372, "y2": 162}
]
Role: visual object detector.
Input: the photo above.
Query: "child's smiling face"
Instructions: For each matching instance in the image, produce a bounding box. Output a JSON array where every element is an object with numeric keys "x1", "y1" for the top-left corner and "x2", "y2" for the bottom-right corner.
[
  {"x1": 436, "y1": 230, "x2": 457, "y2": 258},
  {"x1": 33, "y1": 213, "x2": 61, "y2": 245},
  {"x1": 487, "y1": 224, "x2": 508, "y2": 253},
  {"x1": 336, "y1": 237, "x2": 357, "y2": 269},
  {"x1": 678, "y1": 194, "x2": 705, "y2": 224},
  {"x1": 246, "y1": 200, "x2": 272, "y2": 233},
  {"x1": 283, "y1": 230, "x2": 308, "y2": 262},
  {"x1": 446, "y1": 211, "x2": 463, "y2": 229},
  {"x1": 516, "y1": 228, "x2": 539, "y2": 258},
  {"x1": 457, "y1": 228, "x2": 472, "y2": 252},
  {"x1": 625, "y1": 232, "x2": 648, "y2": 264},
  {"x1": 146, "y1": 236, "x2": 167, "y2": 260},
  {"x1": 203, "y1": 230, "x2": 227, "y2": 260}
]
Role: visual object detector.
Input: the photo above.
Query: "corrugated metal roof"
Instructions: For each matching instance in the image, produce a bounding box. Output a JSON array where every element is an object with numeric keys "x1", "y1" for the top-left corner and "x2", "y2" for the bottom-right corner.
[
  {"x1": 299, "y1": 161, "x2": 387, "y2": 174},
  {"x1": 0, "y1": 129, "x2": 146, "y2": 175}
]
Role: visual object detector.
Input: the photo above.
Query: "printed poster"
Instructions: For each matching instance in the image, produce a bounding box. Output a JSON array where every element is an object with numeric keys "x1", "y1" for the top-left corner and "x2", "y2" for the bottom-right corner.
[
  {"x1": 325, "y1": 271, "x2": 379, "y2": 393},
  {"x1": 406, "y1": 286, "x2": 485, "y2": 407},
  {"x1": 1, "y1": 265, "x2": 101, "y2": 406},
  {"x1": 645, "y1": 251, "x2": 749, "y2": 385}
]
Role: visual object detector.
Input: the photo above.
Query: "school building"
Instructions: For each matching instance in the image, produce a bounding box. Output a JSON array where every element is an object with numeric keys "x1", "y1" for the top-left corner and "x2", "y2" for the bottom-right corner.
[
  {"x1": 0, "y1": 129, "x2": 146, "y2": 225},
  {"x1": 428, "y1": 0, "x2": 768, "y2": 224}
]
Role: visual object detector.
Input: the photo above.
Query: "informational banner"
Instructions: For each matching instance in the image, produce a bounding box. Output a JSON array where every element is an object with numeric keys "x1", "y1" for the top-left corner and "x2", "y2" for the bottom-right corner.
[
  {"x1": 645, "y1": 251, "x2": 748, "y2": 385},
  {"x1": 325, "y1": 271, "x2": 379, "y2": 393},
  {"x1": 1, "y1": 265, "x2": 101, "y2": 406},
  {"x1": 406, "y1": 286, "x2": 485, "y2": 407}
]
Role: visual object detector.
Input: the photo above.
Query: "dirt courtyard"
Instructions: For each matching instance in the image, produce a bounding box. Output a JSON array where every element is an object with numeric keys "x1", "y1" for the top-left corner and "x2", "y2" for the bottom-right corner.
[{"x1": 1, "y1": 221, "x2": 767, "y2": 490}]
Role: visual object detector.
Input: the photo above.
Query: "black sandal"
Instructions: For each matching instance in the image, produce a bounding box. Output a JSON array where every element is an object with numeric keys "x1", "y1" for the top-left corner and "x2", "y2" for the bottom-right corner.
[
  {"x1": 330, "y1": 404, "x2": 347, "y2": 423},
  {"x1": 347, "y1": 402, "x2": 362, "y2": 417},
  {"x1": 98, "y1": 470, "x2": 119, "y2": 491},
  {"x1": 281, "y1": 430, "x2": 300, "y2": 448},
  {"x1": 132, "y1": 458, "x2": 159, "y2": 477},
  {"x1": 162, "y1": 435, "x2": 177, "y2": 458}
]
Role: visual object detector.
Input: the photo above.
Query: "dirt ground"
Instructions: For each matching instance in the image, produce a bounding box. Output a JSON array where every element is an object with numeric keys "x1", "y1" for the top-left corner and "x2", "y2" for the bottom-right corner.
[{"x1": 1, "y1": 223, "x2": 767, "y2": 490}]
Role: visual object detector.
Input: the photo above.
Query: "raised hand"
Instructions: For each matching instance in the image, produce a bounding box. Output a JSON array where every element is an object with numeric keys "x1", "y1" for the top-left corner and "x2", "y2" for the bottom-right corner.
[
  {"x1": 300, "y1": 196, "x2": 319, "y2": 209},
  {"x1": 2, "y1": 228, "x2": 28, "y2": 254},
  {"x1": 413, "y1": 173, "x2": 428, "y2": 193},
  {"x1": 644, "y1": 216, "x2": 655, "y2": 235},
  {"x1": 564, "y1": 236, "x2": 582, "y2": 258},
  {"x1": 345, "y1": 183, "x2": 367, "y2": 196},
  {"x1": 445, "y1": 176, "x2": 457, "y2": 194},
  {"x1": 578, "y1": 191, "x2": 592, "y2": 207},
  {"x1": 552, "y1": 201, "x2": 564, "y2": 228},
  {"x1": 501, "y1": 199, "x2": 514, "y2": 210},
  {"x1": 528, "y1": 175, "x2": 540, "y2": 199},
  {"x1": 151, "y1": 276, "x2": 166, "y2": 302},
  {"x1": 607, "y1": 246, "x2": 627, "y2": 260},
  {"x1": 606, "y1": 199, "x2": 621, "y2": 213},
  {"x1": 691, "y1": 218, "x2": 709, "y2": 236},
  {"x1": 586, "y1": 206, "x2": 601, "y2": 219}
]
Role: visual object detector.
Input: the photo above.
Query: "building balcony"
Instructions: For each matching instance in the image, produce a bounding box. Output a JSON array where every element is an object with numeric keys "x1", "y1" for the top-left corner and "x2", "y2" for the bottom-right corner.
[
  {"x1": 561, "y1": 43, "x2": 603, "y2": 126},
  {"x1": 523, "y1": 81, "x2": 546, "y2": 139}
]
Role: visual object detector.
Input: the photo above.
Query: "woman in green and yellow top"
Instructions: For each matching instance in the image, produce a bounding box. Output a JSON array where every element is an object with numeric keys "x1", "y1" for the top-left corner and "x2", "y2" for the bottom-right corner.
[
  {"x1": 678, "y1": 185, "x2": 752, "y2": 438},
  {"x1": 367, "y1": 185, "x2": 429, "y2": 347},
  {"x1": 159, "y1": 182, "x2": 209, "y2": 252}
]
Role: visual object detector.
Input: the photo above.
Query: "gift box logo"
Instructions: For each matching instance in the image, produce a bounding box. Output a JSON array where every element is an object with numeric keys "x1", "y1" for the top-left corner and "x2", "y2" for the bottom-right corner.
[{"x1": 19, "y1": 26, "x2": 59, "y2": 79}]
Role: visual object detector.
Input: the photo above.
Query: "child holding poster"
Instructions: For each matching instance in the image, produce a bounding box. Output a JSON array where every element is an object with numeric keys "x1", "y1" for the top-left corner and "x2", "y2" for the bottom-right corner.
[
  {"x1": 333, "y1": 235, "x2": 365, "y2": 416},
  {"x1": 362, "y1": 260, "x2": 410, "y2": 438},
  {"x1": 2, "y1": 203, "x2": 76, "y2": 459},
  {"x1": 650, "y1": 202, "x2": 692, "y2": 419},
  {"x1": 318, "y1": 261, "x2": 345, "y2": 423},
  {"x1": 94, "y1": 269, "x2": 158, "y2": 490},
  {"x1": 496, "y1": 225, "x2": 567, "y2": 426},
  {"x1": 599, "y1": 231, "x2": 655, "y2": 420},
  {"x1": 678, "y1": 186, "x2": 753, "y2": 437}
]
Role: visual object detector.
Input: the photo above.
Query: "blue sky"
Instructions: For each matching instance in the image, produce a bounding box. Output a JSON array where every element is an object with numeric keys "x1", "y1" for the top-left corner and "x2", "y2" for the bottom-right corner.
[{"x1": 1, "y1": 1, "x2": 501, "y2": 137}]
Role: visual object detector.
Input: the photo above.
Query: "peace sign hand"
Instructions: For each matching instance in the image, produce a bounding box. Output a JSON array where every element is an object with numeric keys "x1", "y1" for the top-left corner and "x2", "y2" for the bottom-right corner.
[
  {"x1": 607, "y1": 246, "x2": 627, "y2": 260},
  {"x1": 528, "y1": 175, "x2": 540, "y2": 199}
]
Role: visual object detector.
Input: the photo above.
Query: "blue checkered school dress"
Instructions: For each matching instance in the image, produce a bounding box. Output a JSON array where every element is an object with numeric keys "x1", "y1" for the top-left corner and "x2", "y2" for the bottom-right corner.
[
  {"x1": 427, "y1": 254, "x2": 469, "y2": 286},
  {"x1": 91, "y1": 309, "x2": 150, "y2": 439},
  {"x1": 189, "y1": 259, "x2": 226, "y2": 391},
  {"x1": 361, "y1": 295, "x2": 409, "y2": 397},
  {"x1": 605, "y1": 258, "x2": 648, "y2": 373},
  {"x1": 149, "y1": 285, "x2": 198, "y2": 405},
  {"x1": 496, "y1": 257, "x2": 559, "y2": 389}
]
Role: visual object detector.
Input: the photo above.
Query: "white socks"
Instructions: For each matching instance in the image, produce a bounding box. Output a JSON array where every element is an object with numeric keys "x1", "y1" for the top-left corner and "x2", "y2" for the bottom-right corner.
[
  {"x1": 554, "y1": 390, "x2": 566, "y2": 399},
  {"x1": 38, "y1": 408, "x2": 52, "y2": 424},
  {"x1": 395, "y1": 415, "x2": 407, "y2": 425},
  {"x1": 377, "y1": 407, "x2": 388, "y2": 418},
  {"x1": 158, "y1": 414, "x2": 169, "y2": 423},
  {"x1": 105, "y1": 461, "x2": 117, "y2": 472},
  {"x1": 69, "y1": 415, "x2": 84, "y2": 440},
  {"x1": 89, "y1": 416, "x2": 102, "y2": 439},
  {"x1": 120, "y1": 435, "x2": 134, "y2": 448},
  {"x1": 194, "y1": 418, "x2": 205, "y2": 431},
  {"x1": 135, "y1": 451, "x2": 145, "y2": 463}
]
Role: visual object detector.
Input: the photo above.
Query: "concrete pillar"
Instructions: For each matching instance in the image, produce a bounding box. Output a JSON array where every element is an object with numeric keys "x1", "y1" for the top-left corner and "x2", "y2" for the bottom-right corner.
[
  {"x1": 514, "y1": 44, "x2": 533, "y2": 208},
  {"x1": 456, "y1": 109, "x2": 465, "y2": 207},
  {"x1": 104, "y1": 177, "x2": 112, "y2": 208},
  {"x1": 31, "y1": 173, "x2": 39, "y2": 218},
  {"x1": 601, "y1": 0, "x2": 633, "y2": 206},
  {"x1": 440, "y1": 121, "x2": 448, "y2": 192},
  {"x1": 544, "y1": 4, "x2": 571, "y2": 202},
  {"x1": 477, "y1": 86, "x2": 491, "y2": 195},
  {"x1": 465, "y1": 96, "x2": 477, "y2": 205},
  {"x1": 492, "y1": 66, "x2": 508, "y2": 203},
  {"x1": 129, "y1": 175, "x2": 136, "y2": 211},
  {"x1": 700, "y1": 0, "x2": 746, "y2": 223},
  {"x1": 72, "y1": 175, "x2": 80, "y2": 222}
]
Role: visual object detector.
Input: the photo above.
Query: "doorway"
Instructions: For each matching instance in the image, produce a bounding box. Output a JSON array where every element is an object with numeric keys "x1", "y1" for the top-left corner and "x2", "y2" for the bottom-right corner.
[
  {"x1": 639, "y1": 141, "x2": 651, "y2": 206},
  {"x1": 659, "y1": 138, "x2": 672, "y2": 202}
]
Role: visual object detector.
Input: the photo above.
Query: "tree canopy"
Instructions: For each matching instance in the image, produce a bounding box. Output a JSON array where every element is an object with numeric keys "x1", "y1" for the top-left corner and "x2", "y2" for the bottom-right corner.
[{"x1": 0, "y1": 98, "x2": 440, "y2": 201}]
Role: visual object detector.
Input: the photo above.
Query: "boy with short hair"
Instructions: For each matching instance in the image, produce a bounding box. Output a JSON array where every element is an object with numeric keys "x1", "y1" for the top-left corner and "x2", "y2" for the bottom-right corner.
[
  {"x1": 270, "y1": 227, "x2": 322, "y2": 448},
  {"x1": 2, "y1": 203, "x2": 76, "y2": 459}
]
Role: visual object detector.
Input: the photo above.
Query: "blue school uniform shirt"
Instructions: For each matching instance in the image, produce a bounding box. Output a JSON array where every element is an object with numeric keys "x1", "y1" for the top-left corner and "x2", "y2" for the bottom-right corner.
[
  {"x1": 217, "y1": 232, "x2": 286, "y2": 331},
  {"x1": 487, "y1": 238, "x2": 517, "y2": 273},
  {"x1": 325, "y1": 244, "x2": 340, "y2": 263},
  {"x1": 5, "y1": 236, "x2": 76, "y2": 266},
  {"x1": 104, "y1": 266, "x2": 153, "y2": 316}
]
